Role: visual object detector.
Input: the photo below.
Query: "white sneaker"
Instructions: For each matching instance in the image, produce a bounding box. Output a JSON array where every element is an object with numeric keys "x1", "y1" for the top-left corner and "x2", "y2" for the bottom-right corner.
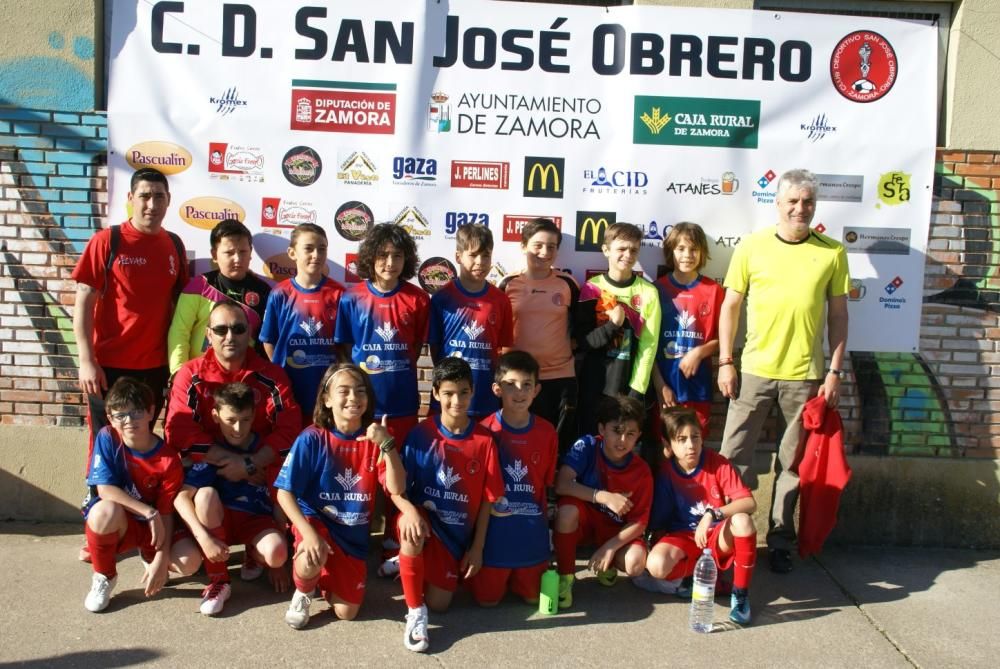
[
  {"x1": 199, "y1": 579, "x2": 232, "y2": 616},
  {"x1": 378, "y1": 555, "x2": 400, "y2": 578},
  {"x1": 404, "y1": 605, "x2": 430, "y2": 652},
  {"x1": 382, "y1": 537, "x2": 400, "y2": 552},
  {"x1": 84, "y1": 573, "x2": 117, "y2": 612},
  {"x1": 284, "y1": 590, "x2": 313, "y2": 630},
  {"x1": 240, "y1": 555, "x2": 264, "y2": 581},
  {"x1": 632, "y1": 571, "x2": 690, "y2": 597}
]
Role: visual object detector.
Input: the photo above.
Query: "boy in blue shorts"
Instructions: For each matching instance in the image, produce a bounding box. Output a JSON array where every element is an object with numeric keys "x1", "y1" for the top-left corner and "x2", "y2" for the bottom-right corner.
[
  {"x1": 82, "y1": 377, "x2": 183, "y2": 612},
  {"x1": 170, "y1": 382, "x2": 290, "y2": 616},
  {"x1": 392, "y1": 357, "x2": 504, "y2": 652},
  {"x1": 553, "y1": 395, "x2": 652, "y2": 608},
  {"x1": 469, "y1": 351, "x2": 559, "y2": 606}
]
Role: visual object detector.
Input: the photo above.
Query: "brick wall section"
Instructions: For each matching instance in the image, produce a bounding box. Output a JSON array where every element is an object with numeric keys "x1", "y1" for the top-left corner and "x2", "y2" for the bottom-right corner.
[{"x1": 1, "y1": 114, "x2": 998, "y2": 457}]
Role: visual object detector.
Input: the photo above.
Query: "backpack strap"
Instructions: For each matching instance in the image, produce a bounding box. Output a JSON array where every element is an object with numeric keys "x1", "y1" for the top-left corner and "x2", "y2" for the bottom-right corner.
[
  {"x1": 105, "y1": 224, "x2": 121, "y2": 274},
  {"x1": 103, "y1": 224, "x2": 186, "y2": 295}
]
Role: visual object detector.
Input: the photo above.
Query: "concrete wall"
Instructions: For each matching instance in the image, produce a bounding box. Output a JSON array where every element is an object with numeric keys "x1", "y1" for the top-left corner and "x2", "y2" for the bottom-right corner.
[
  {"x1": 0, "y1": 0, "x2": 97, "y2": 111},
  {"x1": 945, "y1": 0, "x2": 1000, "y2": 149}
]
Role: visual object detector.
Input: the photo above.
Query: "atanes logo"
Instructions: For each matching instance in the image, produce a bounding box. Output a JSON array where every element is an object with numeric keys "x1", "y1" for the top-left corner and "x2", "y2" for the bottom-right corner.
[
  {"x1": 291, "y1": 80, "x2": 397, "y2": 134},
  {"x1": 126, "y1": 141, "x2": 192, "y2": 175}
]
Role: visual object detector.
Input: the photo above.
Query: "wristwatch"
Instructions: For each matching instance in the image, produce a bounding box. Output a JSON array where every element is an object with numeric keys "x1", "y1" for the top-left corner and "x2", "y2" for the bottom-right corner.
[
  {"x1": 244, "y1": 456, "x2": 257, "y2": 476},
  {"x1": 705, "y1": 507, "x2": 724, "y2": 522},
  {"x1": 827, "y1": 368, "x2": 847, "y2": 379}
]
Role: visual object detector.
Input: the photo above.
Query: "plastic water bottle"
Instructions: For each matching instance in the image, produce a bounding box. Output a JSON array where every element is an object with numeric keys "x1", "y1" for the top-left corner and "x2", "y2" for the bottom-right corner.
[
  {"x1": 689, "y1": 548, "x2": 717, "y2": 633},
  {"x1": 538, "y1": 568, "x2": 559, "y2": 615}
]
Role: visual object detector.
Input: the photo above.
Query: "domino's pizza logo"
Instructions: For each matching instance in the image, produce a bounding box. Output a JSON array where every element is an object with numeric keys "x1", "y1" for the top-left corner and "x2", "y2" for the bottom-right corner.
[{"x1": 884, "y1": 276, "x2": 904, "y2": 295}]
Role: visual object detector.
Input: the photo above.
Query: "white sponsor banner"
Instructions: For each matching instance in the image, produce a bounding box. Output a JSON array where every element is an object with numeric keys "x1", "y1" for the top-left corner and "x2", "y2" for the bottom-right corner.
[{"x1": 108, "y1": 0, "x2": 936, "y2": 352}]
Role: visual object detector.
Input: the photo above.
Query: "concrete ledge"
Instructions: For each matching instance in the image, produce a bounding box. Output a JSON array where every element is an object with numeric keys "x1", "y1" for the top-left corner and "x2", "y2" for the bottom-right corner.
[{"x1": 3, "y1": 426, "x2": 999, "y2": 547}]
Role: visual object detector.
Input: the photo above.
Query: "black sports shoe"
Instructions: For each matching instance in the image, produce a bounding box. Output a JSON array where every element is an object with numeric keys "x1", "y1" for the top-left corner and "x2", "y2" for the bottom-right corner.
[{"x1": 768, "y1": 548, "x2": 793, "y2": 574}]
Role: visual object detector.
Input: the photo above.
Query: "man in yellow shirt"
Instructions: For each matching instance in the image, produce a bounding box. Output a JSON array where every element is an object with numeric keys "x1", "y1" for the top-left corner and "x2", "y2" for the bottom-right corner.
[{"x1": 717, "y1": 169, "x2": 850, "y2": 574}]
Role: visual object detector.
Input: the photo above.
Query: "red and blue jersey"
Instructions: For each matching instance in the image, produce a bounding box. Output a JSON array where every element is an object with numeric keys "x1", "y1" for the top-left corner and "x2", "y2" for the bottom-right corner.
[
  {"x1": 480, "y1": 411, "x2": 558, "y2": 568},
  {"x1": 402, "y1": 416, "x2": 504, "y2": 560},
  {"x1": 183, "y1": 434, "x2": 274, "y2": 517},
  {"x1": 562, "y1": 434, "x2": 653, "y2": 527},
  {"x1": 333, "y1": 280, "x2": 430, "y2": 418},
  {"x1": 273, "y1": 425, "x2": 384, "y2": 560},
  {"x1": 260, "y1": 277, "x2": 344, "y2": 420},
  {"x1": 427, "y1": 280, "x2": 513, "y2": 417},
  {"x1": 83, "y1": 426, "x2": 183, "y2": 519},
  {"x1": 654, "y1": 274, "x2": 724, "y2": 403},
  {"x1": 649, "y1": 449, "x2": 751, "y2": 534}
]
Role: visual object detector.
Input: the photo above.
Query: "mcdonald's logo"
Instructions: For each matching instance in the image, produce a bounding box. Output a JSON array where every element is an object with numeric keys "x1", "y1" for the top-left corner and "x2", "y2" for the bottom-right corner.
[
  {"x1": 574, "y1": 211, "x2": 616, "y2": 252},
  {"x1": 523, "y1": 156, "x2": 565, "y2": 199}
]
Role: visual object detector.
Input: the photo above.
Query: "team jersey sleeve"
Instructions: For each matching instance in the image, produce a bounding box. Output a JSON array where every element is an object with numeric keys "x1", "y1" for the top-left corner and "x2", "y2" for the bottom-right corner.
[
  {"x1": 183, "y1": 461, "x2": 217, "y2": 489},
  {"x1": 562, "y1": 435, "x2": 594, "y2": 477},
  {"x1": 560, "y1": 273, "x2": 581, "y2": 340},
  {"x1": 629, "y1": 281, "x2": 661, "y2": 395},
  {"x1": 333, "y1": 291, "x2": 355, "y2": 344},
  {"x1": 707, "y1": 281, "x2": 725, "y2": 343},
  {"x1": 258, "y1": 289, "x2": 284, "y2": 347},
  {"x1": 625, "y1": 461, "x2": 654, "y2": 526},
  {"x1": 426, "y1": 292, "x2": 444, "y2": 347},
  {"x1": 413, "y1": 289, "x2": 431, "y2": 358},
  {"x1": 648, "y1": 468, "x2": 676, "y2": 532},
  {"x1": 829, "y1": 244, "x2": 851, "y2": 298},
  {"x1": 482, "y1": 438, "x2": 505, "y2": 503},
  {"x1": 544, "y1": 425, "x2": 558, "y2": 487},
  {"x1": 163, "y1": 362, "x2": 216, "y2": 458},
  {"x1": 155, "y1": 452, "x2": 185, "y2": 515},
  {"x1": 85, "y1": 428, "x2": 122, "y2": 487},
  {"x1": 70, "y1": 229, "x2": 110, "y2": 292},
  {"x1": 497, "y1": 290, "x2": 514, "y2": 348},
  {"x1": 259, "y1": 366, "x2": 304, "y2": 459},
  {"x1": 273, "y1": 430, "x2": 316, "y2": 495},
  {"x1": 716, "y1": 456, "x2": 753, "y2": 502},
  {"x1": 575, "y1": 280, "x2": 623, "y2": 353},
  {"x1": 167, "y1": 280, "x2": 203, "y2": 374}
]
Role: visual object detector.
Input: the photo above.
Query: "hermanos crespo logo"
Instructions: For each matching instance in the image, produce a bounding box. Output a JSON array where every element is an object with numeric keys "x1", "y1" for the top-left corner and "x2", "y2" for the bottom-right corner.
[
  {"x1": 126, "y1": 141, "x2": 192, "y2": 175},
  {"x1": 633, "y1": 96, "x2": 760, "y2": 149}
]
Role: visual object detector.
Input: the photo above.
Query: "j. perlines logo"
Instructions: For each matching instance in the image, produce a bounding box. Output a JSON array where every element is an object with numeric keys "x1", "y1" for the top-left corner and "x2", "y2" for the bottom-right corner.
[
  {"x1": 291, "y1": 80, "x2": 397, "y2": 134},
  {"x1": 502, "y1": 215, "x2": 562, "y2": 242},
  {"x1": 633, "y1": 96, "x2": 760, "y2": 149},
  {"x1": 210, "y1": 87, "x2": 247, "y2": 116},
  {"x1": 575, "y1": 211, "x2": 616, "y2": 252},
  {"x1": 451, "y1": 161, "x2": 509, "y2": 190},
  {"x1": 523, "y1": 157, "x2": 564, "y2": 199}
]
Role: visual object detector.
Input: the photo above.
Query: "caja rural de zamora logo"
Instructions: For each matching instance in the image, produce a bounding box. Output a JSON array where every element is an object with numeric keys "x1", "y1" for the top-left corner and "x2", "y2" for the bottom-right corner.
[{"x1": 633, "y1": 97, "x2": 760, "y2": 149}]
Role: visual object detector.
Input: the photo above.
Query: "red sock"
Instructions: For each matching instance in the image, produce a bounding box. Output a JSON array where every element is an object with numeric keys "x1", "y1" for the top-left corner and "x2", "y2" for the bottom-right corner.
[
  {"x1": 201, "y1": 525, "x2": 231, "y2": 581},
  {"x1": 398, "y1": 552, "x2": 425, "y2": 609},
  {"x1": 732, "y1": 533, "x2": 757, "y2": 590},
  {"x1": 85, "y1": 525, "x2": 120, "y2": 578},
  {"x1": 293, "y1": 570, "x2": 321, "y2": 594},
  {"x1": 553, "y1": 530, "x2": 578, "y2": 576}
]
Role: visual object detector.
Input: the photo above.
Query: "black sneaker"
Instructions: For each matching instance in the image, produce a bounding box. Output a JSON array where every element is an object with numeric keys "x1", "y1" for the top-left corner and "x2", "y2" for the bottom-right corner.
[{"x1": 768, "y1": 548, "x2": 793, "y2": 574}]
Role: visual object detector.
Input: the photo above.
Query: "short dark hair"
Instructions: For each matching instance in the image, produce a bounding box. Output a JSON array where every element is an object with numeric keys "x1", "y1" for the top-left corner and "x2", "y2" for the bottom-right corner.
[
  {"x1": 130, "y1": 168, "x2": 169, "y2": 193},
  {"x1": 355, "y1": 223, "x2": 419, "y2": 281},
  {"x1": 662, "y1": 222, "x2": 710, "y2": 272},
  {"x1": 494, "y1": 350, "x2": 540, "y2": 384},
  {"x1": 313, "y1": 363, "x2": 376, "y2": 429},
  {"x1": 456, "y1": 224, "x2": 493, "y2": 254},
  {"x1": 105, "y1": 376, "x2": 154, "y2": 413},
  {"x1": 596, "y1": 395, "x2": 645, "y2": 428},
  {"x1": 520, "y1": 218, "x2": 562, "y2": 248},
  {"x1": 212, "y1": 382, "x2": 255, "y2": 415},
  {"x1": 432, "y1": 356, "x2": 473, "y2": 391},
  {"x1": 209, "y1": 300, "x2": 248, "y2": 324},
  {"x1": 290, "y1": 222, "x2": 327, "y2": 246},
  {"x1": 660, "y1": 407, "x2": 702, "y2": 443},
  {"x1": 210, "y1": 219, "x2": 253, "y2": 253},
  {"x1": 603, "y1": 222, "x2": 642, "y2": 246}
]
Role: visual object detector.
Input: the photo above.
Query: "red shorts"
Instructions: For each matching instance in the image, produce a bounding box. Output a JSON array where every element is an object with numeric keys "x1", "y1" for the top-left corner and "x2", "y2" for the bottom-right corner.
[
  {"x1": 466, "y1": 562, "x2": 548, "y2": 604},
  {"x1": 115, "y1": 514, "x2": 157, "y2": 562},
  {"x1": 382, "y1": 414, "x2": 419, "y2": 446},
  {"x1": 292, "y1": 518, "x2": 368, "y2": 605},
  {"x1": 174, "y1": 508, "x2": 282, "y2": 548},
  {"x1": 654, "y1": 520, "x2": 734, "y2": 573},
  {"x1": 395, "y1": 511, "x2": 462, "y2": 592},
  {"x1": 558, "y1": 497, "x2": 646, "y2": 550}
]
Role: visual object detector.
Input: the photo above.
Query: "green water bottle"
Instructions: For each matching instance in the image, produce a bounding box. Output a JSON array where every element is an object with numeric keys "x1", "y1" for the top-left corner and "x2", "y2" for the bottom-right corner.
[{"x1": 538, "y1": 567, "x2": 559, "y2": 615}]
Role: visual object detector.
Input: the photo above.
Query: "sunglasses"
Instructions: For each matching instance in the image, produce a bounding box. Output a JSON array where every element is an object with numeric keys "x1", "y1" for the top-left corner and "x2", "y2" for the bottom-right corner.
[
  {"x1": 110, "y1": 409, "x2": 147, "y2": 424},
  {"x1": 210, "y1": 323, "x2": 248, "y2": 336}
]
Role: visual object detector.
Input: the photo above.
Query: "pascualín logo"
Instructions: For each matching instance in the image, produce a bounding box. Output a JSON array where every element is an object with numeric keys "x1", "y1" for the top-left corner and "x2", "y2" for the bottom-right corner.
[
  {"x1": 179, "y1": 196, "x2": 245, "y2": 230},
  {"x1": 126, "y1": 141, "x2": 192, "y2": 175},
  {"x1": 209, "y1": 87, "x2": 247, "y2": 116},
  {"x1": 633, "y1": 96, "x2": 760, "y2": 149},
  {"x1": 523, "y1": 157, "x2": 564, "y2": 199},
  {"x1": 291, "y1": 80, "x2": 397, "y2": 134}
]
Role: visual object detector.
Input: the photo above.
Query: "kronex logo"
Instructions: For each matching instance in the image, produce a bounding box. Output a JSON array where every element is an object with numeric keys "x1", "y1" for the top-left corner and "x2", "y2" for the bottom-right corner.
[{"x1": 210, "y1": 87, "x2": 247, "y2": 115}]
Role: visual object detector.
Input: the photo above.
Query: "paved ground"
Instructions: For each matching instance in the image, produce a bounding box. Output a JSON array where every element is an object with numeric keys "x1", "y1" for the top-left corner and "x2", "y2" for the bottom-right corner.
[{"x1": 0, "y1": 523, "x2": 997, "y2": 668}]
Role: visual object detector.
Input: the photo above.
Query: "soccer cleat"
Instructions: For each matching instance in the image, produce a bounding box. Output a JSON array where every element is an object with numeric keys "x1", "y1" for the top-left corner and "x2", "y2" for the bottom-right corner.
[
  {"x1": 240, "y1": 555, "x2": 264, "y2": 581},
  {"x1": 84, "y1": 573, "x2": 117, "y2": 612},
  {"x1": 378, "y1": 555, "x2": 401, "y2": 578},
  {"x1": 284, "y1": 590, "x2": 313, "y2": 630},
  {"x1": 631, "y1": 571, "x2": 692, "y2": 598},
  {"x1": 729, "y1": 588, "x2": 752, "y2": 624},
  {"x1": 199, "y1": 578, "x2": 232, "y2": 616},
  {"x1": 597, "y1": 568, "x2": 618, "y2": 587},
  {"x1": 404, "y1": 605, "x2": 430, "y2": 652},
  {"x1": 558, "y1": 574, "x2": 574, "y2": 609}
]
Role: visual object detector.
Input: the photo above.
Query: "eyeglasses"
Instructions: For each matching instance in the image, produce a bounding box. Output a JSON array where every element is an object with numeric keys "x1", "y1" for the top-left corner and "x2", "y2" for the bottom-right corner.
[
  {"x1": 209, "y1": 323, "x2": 248, "y2": 336},
  {"x1": 110, "y1": 409, "x2": 147, "y2": 424}
]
